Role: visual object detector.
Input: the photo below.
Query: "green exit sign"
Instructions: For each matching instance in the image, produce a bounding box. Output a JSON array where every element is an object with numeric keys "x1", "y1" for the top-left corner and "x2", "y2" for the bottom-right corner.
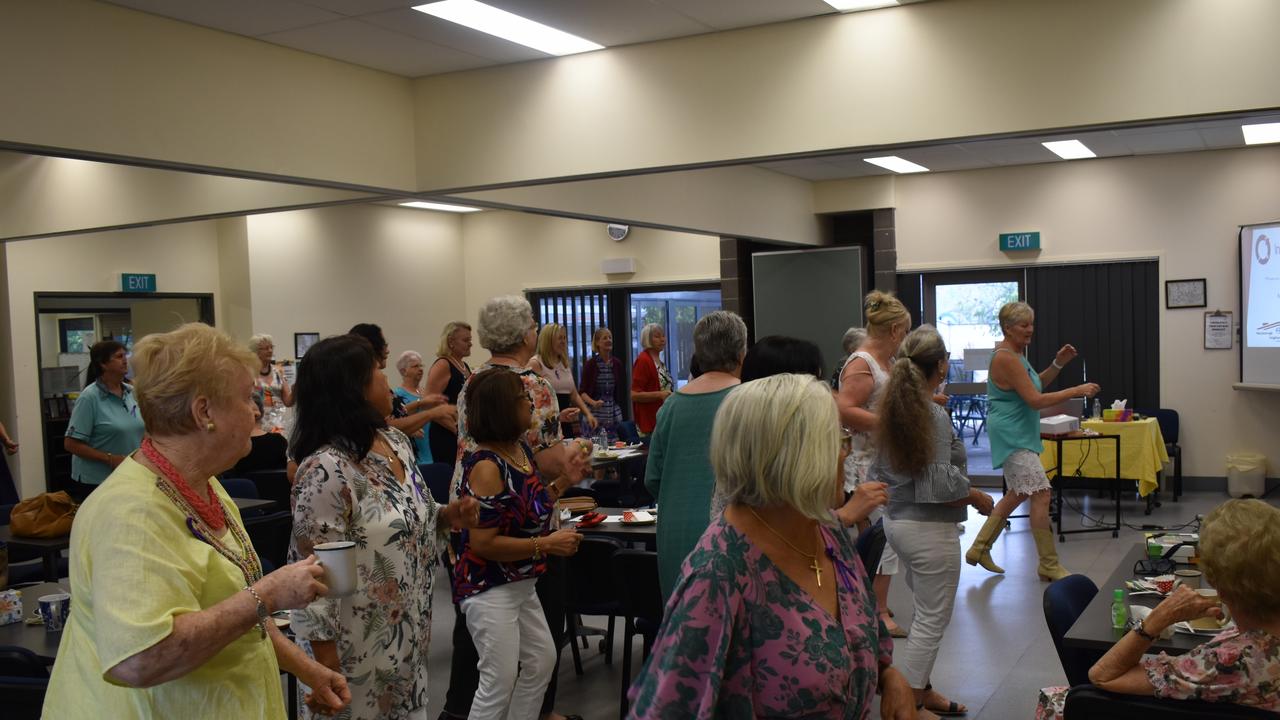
[
  {"x1": 999, "y1": 232, "x2": 1040, "y2": 252},
  {"x1": 121, "y1": 273, "x2": 157, "y2": 293}
]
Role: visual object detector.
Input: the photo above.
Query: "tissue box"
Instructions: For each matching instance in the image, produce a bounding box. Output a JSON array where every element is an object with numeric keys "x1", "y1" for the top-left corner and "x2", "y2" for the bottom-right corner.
[
  {"x1": 1102, "y1": 409, "x2": 1133, "y2": 422},
  {"x1": 0, "y1": 589, "x2": 22, "y2": 626},
  {"x1": 1040, "y1": 414, "x2": 1080, "y2": 436},
  {"x1": 1146, "y1": 532, "x2": 1199, "y2": 561}
]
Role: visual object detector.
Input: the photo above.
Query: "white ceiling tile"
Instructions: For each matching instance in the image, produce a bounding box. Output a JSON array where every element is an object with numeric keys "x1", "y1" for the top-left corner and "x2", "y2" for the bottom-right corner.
[
  {"x1": 104, "y1": 0, "x2": 341, "y2": 37},
  {"x1": 261, "y1": 19, "x2": 493, "y2": 76},
  {"x1": 295, "y1": 0, "x2": 416, "y2": 16},
  {"x1": 656, "y1": 0, "x2": 834, "y2": 30},
  {"x1": 1198, "y1": 125, "x2": 1245, "y2": 148},
  {"x1": 757, "y1": 158, "x2": 858, "y2": 181},
  {"x1": 892, "y1": 144, "x2": 993, "y2": 172},
  {"x1": 1119, "y1": 130, "x2": 1206, "y2": 154},
  {"x1": 1057, "y1": 131, "x2": 1132, "y2": 158},
  {"x1": 360, "y1": 8, "x2": 546, "y2": 63},
  {"x1": 963, "y1": 140, "x2": 1058, "y2": 167},
  {"x1": 482, "y1": 0, "x2": 711, "y2": 48}
]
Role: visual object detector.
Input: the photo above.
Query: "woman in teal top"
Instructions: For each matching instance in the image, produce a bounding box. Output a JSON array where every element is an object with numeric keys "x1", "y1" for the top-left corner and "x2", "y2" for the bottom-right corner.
[
  {"x1": 965, "y1": 302, "x2": 1099, "y2": 581},
  {"x1": 64, "y1": 340, "x2": 146, "y2": 500},
  {"x1": 645, "y1": 311, "x2": 748, "y2": 598}
]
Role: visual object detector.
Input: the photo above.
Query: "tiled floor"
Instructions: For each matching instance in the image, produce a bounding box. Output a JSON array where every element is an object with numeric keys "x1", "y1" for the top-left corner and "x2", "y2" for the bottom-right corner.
[{"x1": 423, "y1": 489, "x2": 1275, "y2": 720}]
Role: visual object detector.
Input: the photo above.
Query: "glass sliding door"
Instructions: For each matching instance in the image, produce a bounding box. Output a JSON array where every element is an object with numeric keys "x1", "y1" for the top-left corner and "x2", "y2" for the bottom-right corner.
[
  {"x1": 628, "y1": 289, "x2": 722, "y2": 388},
  {"x1": 923, "y1": 270, "x2": 1024, "y2": 478}
]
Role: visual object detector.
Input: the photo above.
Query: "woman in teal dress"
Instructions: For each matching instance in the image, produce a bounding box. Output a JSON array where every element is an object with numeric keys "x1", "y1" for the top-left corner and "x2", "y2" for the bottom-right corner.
[
  {"x1": 964, "y1": 301, "x2": 1099, "y2": 581},
  {"x1": 644, "y1": 311, "x2": 747, "y2": 599}
]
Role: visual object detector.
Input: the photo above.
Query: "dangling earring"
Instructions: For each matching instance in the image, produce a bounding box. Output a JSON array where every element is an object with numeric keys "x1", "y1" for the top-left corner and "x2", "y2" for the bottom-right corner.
[{"x1": 206, "y1": 421, "x2": 216, "y2": 432}]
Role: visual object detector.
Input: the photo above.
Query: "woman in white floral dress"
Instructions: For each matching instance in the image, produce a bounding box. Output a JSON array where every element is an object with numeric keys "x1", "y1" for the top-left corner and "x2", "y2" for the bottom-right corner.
[{"x1": 288, "y1": 334, "x2": 477, "y2": 719}]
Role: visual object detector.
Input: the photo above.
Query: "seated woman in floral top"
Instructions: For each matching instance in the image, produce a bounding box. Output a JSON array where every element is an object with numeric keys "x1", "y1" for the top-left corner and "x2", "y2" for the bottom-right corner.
[
  {"x1": 1037, "y1": 498, "x2": 1280, "y2": 718},
  {"x1": 627, "y1": 373, "x2": 916, "y2": 720}
]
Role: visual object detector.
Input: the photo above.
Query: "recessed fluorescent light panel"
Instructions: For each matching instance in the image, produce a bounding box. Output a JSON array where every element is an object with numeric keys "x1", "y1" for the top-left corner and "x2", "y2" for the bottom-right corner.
[
  {"x1": 863, "y1": 156, "x2": 929, "y2": 174},
  {"x1": 399, "y1": 201, "x2": 482, "y2": 213},
  {"x1": 824, "y1": 0, "x2": 900, "y2": 10},
  {"x1": 413, "y1": 1, "x2": 603, "y2": 56},
  {"x1": 1042, "y1": 139, "x2": 1096, "y2": 160},
  {"x1": 1242, "y1": 122, "x2": 1280, "y2": 145}
]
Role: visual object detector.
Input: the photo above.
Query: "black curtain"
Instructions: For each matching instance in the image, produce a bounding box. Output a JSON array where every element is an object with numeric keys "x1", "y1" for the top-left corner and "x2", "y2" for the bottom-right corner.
[{"x1": 1025, "y1": 261, "x2": 1159, "y2": 411}]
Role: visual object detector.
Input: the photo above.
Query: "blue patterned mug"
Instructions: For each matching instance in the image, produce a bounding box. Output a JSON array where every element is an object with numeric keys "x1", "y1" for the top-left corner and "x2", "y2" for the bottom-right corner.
[{"x1": 37, "y1": 593, "x2": 71, "y2": 632}]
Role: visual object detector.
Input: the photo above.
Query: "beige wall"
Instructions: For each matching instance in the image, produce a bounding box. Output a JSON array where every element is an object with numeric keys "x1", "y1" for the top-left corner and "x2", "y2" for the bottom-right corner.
[
  {"x1": 0, "y1": 0, "x2": 416, "y2": 190},
  {"x1": 459, "y1": 165, "x2": 824, "y2": 245},
  {"x1": 818, "y1": 146, "x2": 1280, "y2": 477},
  {"x1": 245, "y1": 204, "x2": 467, "y2": 386},
  {"x1": 0, "y1": 152, "x2": 377, "y2": 241},
  {"x1": 4, "y1": 222, "x2": 224, "y2": 497},
  {"x1": 459, "y1": 211, "x2": 720, "y2": 364},
  {"x1": 414, "y1": 0, "x2": 1280, "y2": 189}
]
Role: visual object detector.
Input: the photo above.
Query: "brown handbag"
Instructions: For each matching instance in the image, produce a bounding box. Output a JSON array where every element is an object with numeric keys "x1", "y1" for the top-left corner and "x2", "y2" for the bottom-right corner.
[{"x1": 10, "y1": 491, "x2": 78, "y2": 538}]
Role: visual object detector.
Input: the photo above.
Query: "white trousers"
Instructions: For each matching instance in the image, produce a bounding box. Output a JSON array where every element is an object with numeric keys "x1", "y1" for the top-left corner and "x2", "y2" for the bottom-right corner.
[
  {"x1": 883, "y1": 517, "x2": 962, "y2": 689},
  {"x1": 461, "y1": 579, "x2": 556, "y2": 720}
]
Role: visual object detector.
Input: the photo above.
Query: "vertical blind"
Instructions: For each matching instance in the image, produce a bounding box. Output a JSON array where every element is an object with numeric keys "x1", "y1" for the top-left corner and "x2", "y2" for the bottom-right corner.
[{"x1": 527, "y1": 289, "x2": 611, "y2": 384}]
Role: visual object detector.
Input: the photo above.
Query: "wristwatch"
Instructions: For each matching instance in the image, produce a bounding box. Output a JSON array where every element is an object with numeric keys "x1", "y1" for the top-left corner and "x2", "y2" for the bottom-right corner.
[{"x1": 1134, "y1": 620, "x2": 1157, "y2": 642}]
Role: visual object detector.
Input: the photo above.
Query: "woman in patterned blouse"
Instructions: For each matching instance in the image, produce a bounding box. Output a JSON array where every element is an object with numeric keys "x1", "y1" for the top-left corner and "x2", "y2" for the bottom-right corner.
[
  {"x1": 628, "y1": 373, "x2": 916, "y2": 720},
  {"x1": 287, "y1": 335, "x2": 478, "y2": 719},
  {"x1": 455, "y1": 368, "x2": 583, "y2": 720},
  {"x1": 1037, "y1": 498, "x2": 1280, "y2": 717}
]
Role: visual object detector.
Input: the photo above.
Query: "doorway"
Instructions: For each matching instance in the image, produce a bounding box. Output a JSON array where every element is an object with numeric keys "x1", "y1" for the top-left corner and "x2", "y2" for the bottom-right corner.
[
  {"x1": 34, "y1": 292, "x2": 215, "y2": 491},
  {"x1": 922, "y1": 271, "x2": 1024, "y2": 479}
]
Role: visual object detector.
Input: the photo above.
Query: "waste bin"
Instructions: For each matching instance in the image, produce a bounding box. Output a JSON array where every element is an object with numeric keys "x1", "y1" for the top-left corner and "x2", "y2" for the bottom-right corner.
[{"x1": 1226, "y1": 452, "x2": 1268, "y2": 498}]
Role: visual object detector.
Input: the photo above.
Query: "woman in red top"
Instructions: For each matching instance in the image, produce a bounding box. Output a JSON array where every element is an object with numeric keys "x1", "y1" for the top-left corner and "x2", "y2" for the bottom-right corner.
[{"x1": 631, "y1": 323, "x2": 673, "y2": 435}]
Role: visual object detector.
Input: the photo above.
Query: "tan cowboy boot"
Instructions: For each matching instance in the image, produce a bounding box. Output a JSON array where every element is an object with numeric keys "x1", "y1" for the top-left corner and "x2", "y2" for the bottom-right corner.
[
  {"x1": 1033, "y1": 528, "x2": 1071, "y2": 581},
  {"x1": 964, "y1": 513, "x2": 1006, "y2": 574}
]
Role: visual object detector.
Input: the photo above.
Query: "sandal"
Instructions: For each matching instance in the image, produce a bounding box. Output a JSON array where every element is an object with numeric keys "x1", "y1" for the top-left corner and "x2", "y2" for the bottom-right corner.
[
  {"x1": 881, "y1": 614, "x2": 908, "y2": 638},
  {"x1": 923, "y1": 684, "x2": 967, "y2": 716}
]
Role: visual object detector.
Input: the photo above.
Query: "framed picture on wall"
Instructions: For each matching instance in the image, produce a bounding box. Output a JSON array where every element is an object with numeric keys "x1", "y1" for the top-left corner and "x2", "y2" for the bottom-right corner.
[
  {"x1": 1165, "y1": 278, "x2": 1206, "y2": 309},
  {"x1": 294, "y1": 332, "x2": 320, "y2": 359}
]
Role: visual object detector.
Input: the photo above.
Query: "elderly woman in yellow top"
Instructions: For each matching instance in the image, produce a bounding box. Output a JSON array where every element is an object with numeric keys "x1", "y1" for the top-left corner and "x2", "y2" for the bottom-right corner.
[{"x1": 44, "y1": 323, "x2": 351, "y2": 719}]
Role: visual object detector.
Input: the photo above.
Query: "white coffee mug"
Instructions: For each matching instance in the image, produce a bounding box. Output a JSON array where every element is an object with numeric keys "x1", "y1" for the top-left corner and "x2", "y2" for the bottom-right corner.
[
  {"x1": 314, "y1": 541, "x2": 358, "y2": 598},
  {"x1": 1174, "y1": 568, "x2": 1202, "y2": 589}
]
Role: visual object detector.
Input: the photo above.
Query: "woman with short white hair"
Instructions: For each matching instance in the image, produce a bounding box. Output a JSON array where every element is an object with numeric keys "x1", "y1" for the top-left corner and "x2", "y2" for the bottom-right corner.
[
  {"x1": 248, "y1": 334, "x2": 292, "y2": 431},
  {"x1": 645, "y1": 310, "x2": 747, "y2": 598},
  {"x1": 628, "y1": 373, "x2": 914, "y2": 719},
  {"x1": 393, "y1": 350, "x2": 446, "y2": 463},
  {"x1": 631, "y1": 322, "x2": 672, "y2": 436}
]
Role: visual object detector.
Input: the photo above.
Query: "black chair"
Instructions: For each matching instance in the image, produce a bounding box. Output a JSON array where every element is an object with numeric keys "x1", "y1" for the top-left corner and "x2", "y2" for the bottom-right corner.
[
  {"x1": 1063, "y1": 684, "x2": 1271, "y2": 719},
  {"x1": 418, "y1": 463, "x2": 453, "y2": 505},
  {"x1": 243, "y1": 510, "x2": 293, "y2": 573},
  {"x1": 0, "y1": 646, "x2": 50, "y2": 720},
  {"x1": 564, "y1": 537, "x2": 622, "y2": 675},
  {"x1": 612, "y1": 549, "x2": 663, "y2": 718},
  {"x1": 1144, "y1": 408, "x2": 1182, "y2": 501},
  {"x1": 1042, "y1": 574, "x2": 1101, "y2": 687},
  {"x1": 855, "y1": 519, "x2": 886, "y2": 577},
  {"x1": 617, "y1": 421, "x2": 641, "y2": 445}
]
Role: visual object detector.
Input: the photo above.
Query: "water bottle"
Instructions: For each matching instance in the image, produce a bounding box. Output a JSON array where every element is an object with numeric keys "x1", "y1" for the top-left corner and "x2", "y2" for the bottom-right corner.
[
  {"x1": 594, "y1": 426, "x2": 608, "y2": 453},
  {"x1": 1110, "y1": 588, "x2": 1129, "y2": 629},
  {"x1": 1091, "y1": 398, "x2": 1102, "y2": 420}
]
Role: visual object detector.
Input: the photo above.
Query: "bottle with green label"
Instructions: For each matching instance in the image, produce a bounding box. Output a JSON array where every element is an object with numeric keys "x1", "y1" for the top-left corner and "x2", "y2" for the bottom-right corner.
[{"x1": 1111, "y1": 588, "x2": 1129, "y2": 629}]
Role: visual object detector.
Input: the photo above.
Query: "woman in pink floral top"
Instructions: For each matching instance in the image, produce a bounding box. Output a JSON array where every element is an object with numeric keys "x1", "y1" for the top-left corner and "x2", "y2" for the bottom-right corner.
[
  {"x1": 627, "y1": 374, "x2": 916, "y2": 719},
  {"x1": 1037, "y1": 498, "x2": 1280, "y2": 717}
]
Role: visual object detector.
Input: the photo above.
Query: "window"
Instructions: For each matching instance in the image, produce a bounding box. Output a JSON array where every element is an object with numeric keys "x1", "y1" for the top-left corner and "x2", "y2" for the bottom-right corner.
[
  {"x1": 58, "y1": 318, "x2": 96, "y2": 354},
  {"x1": 528, "y1": 289, "x2": 611, "y2": 382},
  {"x1": 630, "y1": 289, "x2": 722, "y2": 387}
]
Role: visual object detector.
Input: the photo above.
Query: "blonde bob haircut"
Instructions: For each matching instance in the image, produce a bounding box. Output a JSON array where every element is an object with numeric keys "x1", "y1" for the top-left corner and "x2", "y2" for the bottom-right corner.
[
  {"x1": 711, "y1": 373, "x2": 841, "y2": 524},
  {"x1": 436, "y1": 321, "x2": 472, "y2": 358},
  {"x1": 536, "y1": 323, "x2": 568, "y2": 369},
  {"x1": 998, "y1": 301, "x2": 1035, "y2": 334},
  {"x1": 131, "y1": 323, "x2": 260, "y2": 436},
  {"x1": 591, "y1": 327, "x2": 612, "y2": 354},
  {"x1": 1198, "y1": 499, "x2": 1280, "y2": 620},
  {"x1": 639, "y1": 323, "x2": 665, "y2": 350}
]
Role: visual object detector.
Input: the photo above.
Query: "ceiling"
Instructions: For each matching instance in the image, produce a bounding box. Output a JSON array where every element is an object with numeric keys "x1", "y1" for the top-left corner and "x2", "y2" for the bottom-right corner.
[
  {"x1": 754, "y1": 112, "x2": 1280, "y2": 181},
  {"x1": 101, "y1": 0, "x2": 875, "y2": 78}
]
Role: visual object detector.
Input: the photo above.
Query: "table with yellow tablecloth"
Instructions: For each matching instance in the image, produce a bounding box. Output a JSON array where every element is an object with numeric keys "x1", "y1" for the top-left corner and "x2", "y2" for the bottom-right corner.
[{"x1": 1040, "y1": 417, "x2": 1169, "y2": 497}]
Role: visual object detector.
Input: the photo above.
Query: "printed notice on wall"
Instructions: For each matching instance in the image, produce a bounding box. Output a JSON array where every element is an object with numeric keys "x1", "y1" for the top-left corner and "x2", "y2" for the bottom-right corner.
[{"x1": 1205, "y1": 311, "x2": 1233, "y2": 350}]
